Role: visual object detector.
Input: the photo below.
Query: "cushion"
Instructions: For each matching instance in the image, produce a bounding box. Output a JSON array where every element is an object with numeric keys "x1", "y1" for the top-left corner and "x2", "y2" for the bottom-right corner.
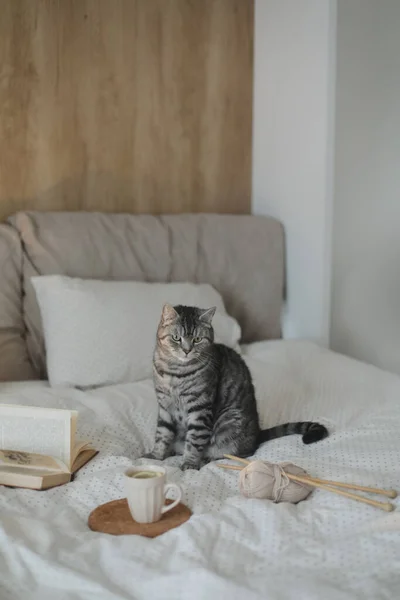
[
  {"x1": 0, "y1": 225, "x2": 37, "y2": 381},
  {"x1": 32, "y1": 276, "x2": 241, "y2": 388},
  {"x1": 9, "y1": 211, "x2": 284, "y2": 378}
]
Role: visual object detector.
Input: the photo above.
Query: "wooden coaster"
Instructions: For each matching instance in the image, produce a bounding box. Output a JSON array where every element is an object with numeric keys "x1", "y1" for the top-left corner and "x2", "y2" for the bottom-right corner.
[{"x1": 88, "y1": 498, "x2": 192, "y2": 537}]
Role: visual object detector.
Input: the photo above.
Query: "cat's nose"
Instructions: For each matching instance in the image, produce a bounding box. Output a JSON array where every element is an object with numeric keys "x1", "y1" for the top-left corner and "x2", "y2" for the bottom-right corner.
[{"x1": 181, "y1": 339, "x2": 192, "y2": 354}]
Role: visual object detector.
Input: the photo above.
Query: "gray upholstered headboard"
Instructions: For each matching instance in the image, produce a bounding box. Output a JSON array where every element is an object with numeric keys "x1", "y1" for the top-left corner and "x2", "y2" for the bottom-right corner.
[{"x1": 1, "y1": 212, "x2": 284, "y2": 380}]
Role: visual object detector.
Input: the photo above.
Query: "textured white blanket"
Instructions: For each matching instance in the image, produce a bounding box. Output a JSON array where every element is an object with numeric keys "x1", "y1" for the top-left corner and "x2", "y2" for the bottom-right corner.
[{"x1": 1, "y1": 341, "x2": 400, "y2": 600}]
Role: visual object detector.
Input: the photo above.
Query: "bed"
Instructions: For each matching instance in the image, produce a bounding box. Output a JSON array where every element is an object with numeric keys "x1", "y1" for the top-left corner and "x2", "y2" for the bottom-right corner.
[{"x1": 1, "y1": 212, "x2": 400, "y2": 600}]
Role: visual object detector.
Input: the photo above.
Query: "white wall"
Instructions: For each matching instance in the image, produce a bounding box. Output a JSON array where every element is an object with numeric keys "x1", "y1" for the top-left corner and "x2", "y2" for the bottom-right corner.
[
  {"x1": 252, "y1": 0, "x2": 336, "y2": 346},
  {"x1": 331, "y1": 0, "x2": 400, "y2": 372}
]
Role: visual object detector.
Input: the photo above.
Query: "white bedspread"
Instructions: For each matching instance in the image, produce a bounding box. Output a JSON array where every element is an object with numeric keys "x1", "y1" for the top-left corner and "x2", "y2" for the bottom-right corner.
[{"x1": 1, "y1": 341, "x2": 400, "y2": 600}]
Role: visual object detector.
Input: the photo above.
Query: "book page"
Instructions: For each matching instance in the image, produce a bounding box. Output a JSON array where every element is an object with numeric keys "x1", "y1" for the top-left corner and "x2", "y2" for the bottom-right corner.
[
  {"x1": 0, "y1": 449, "x2": 66, "y2": 472},
  {"x1": 72, "y1": 440, "x2": 92, "y2": 464},
  {"x1": 71, "y1": 412, "x2": 77, "y2": 460},
  {"x1": 0, "y1": 405, "x2": 77, "y2": 470}
]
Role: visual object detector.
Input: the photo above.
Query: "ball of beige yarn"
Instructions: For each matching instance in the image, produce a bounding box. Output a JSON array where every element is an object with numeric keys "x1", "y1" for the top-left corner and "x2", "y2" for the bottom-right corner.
[{"x1": 239, "y1": 460, "x2": 313, "y2": 503}]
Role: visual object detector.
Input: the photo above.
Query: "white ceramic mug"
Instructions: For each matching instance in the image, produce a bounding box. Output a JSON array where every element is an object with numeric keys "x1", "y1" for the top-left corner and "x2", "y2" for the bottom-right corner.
[{"x1": 124, "y1": 465, "x2": 182, "y2": 524}]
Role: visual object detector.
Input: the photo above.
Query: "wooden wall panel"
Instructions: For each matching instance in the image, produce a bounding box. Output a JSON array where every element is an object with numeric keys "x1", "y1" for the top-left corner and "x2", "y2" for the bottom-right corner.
[{"x1": 0, "y1": 0, "x2": 253, "y2": 220}]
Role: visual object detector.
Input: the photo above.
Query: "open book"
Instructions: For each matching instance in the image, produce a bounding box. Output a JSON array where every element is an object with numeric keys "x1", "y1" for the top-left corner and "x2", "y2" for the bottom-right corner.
[{"x1": 0, "y1": 404, "x2": 97, "y2": 490}]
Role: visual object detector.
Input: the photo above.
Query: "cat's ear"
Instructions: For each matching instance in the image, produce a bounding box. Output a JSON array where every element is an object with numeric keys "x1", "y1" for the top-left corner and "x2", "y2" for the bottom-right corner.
[
  {"x1": 199, "y1": 306, "x2": 216, "y2": 324},
  {"x1": 161, "y1": 303, "x2": 178, "y2": 324}
]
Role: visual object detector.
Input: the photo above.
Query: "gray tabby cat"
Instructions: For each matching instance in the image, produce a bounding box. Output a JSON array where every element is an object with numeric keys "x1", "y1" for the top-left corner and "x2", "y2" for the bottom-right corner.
[{"x1": 146, "y1": 304, "x2": 328, "y2": 471}]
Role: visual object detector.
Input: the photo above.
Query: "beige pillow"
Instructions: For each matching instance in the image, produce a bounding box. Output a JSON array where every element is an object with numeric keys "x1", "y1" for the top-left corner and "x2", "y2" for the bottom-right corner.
[{"x1": 32, "y1": 276, "x2": 241, "y2": 388}]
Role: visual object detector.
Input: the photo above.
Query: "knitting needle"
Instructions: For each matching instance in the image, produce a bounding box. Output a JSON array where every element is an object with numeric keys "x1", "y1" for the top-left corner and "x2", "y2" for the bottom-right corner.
[
  {"x1": 303, "y1": 477, "x2": 397, "y2": 499},
  {"x1": 224, "y1": 454, "x2": 251, "y2": 465},
  {"x1": 285, "y1": 473, "x2": 395, "y2": 512},
  {"x1": 217, "y1": 464, "x2": 394, "y2": 511},
  {"x1": 217, "y1": 464, "x2": 243, "y2": 471},
  {"x1": 223, "y1": 455, "x2": 397, "y2": 498}
]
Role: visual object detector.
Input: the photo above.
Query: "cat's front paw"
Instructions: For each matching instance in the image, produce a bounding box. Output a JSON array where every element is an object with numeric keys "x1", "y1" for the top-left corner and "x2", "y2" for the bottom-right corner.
[
  {"x1": 142, "y1": 448, "x2": 166, "y2": 460},
  {"x1": 181, "y1": 460, "x2": 200, "y2": 471},
  {"x1": 142, "y1": 452, "x2": 157, "y2": 460}
]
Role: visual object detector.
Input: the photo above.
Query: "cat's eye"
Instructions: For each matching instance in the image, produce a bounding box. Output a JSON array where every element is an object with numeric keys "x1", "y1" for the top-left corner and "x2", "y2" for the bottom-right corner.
[
  {"x1": 193, "y1": 336, "x2": 203, "y2": 344},
  {"x1": 172, "y1": 334, "x2": 181, "y2": 342}
]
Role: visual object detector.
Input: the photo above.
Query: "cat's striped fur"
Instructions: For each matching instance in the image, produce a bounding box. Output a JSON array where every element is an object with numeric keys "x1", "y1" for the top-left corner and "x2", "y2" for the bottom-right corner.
[{"x1": 147, "y1": 304, "x2": 328, "y2": 471}]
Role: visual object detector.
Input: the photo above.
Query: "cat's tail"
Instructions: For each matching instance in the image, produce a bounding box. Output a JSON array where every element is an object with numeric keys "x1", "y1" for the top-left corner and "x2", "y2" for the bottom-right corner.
[{"x1": 257, "y1": 421, "x2": 328, "y2": 446}]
